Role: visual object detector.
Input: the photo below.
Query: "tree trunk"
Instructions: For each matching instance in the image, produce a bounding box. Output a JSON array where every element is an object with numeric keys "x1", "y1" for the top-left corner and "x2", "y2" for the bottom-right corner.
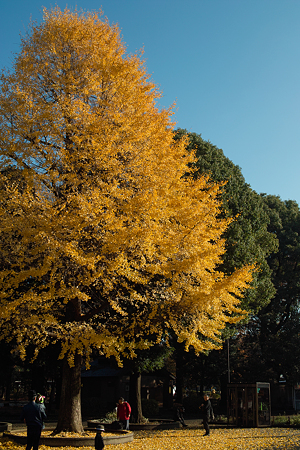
[
  {"x1": 129, "y1": 372, "x2": 143, "y2": 423},
  {"x1": 175, "y1": 342, "x2": 185, "y2": 404},
  {"x1": 5, "y1": 368, "x2": 13, "y2": 403},
  {"x1": 55, "y1": 353, "x2": 83, "y2": 433}
]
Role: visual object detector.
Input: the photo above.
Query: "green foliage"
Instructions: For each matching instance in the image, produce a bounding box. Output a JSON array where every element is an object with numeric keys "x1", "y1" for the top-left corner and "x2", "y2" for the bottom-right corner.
[
  {"x1": 257, "y1": 195, "x2": 300, "y2": 383},
  {"x1": 125, "y1": 344, "x2": 174, "y2": 374},
  {"x1": 170, "y1": 130, "x2": 280, "y2": 398},
  {"x1": 100, "y1": 409, "x2": 118, "y2": 424},
  {"x1": 272, "y1": 415, "x2": 300, "y2": 428},
  {"x1": 174, "y1": 128, "x2": 278, "y2": 314},
  {"x1": 225, "y1": 195, "x2": 300, "y2": 385}
]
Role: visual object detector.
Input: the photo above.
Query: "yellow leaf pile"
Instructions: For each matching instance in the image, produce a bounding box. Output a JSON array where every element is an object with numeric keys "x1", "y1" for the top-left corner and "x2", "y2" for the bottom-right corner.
[{"x1": 2, "y1": 428, "x2": 300, "y2": 450}]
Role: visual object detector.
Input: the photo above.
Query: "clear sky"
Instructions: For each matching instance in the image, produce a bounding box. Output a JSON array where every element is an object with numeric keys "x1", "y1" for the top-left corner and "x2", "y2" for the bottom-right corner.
[{"x1": 1, "y1": 0, "x2": 299, "y2": 205}]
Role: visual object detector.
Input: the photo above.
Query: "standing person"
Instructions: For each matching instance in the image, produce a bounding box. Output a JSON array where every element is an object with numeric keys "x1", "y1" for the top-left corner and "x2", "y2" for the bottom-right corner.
[
  {"x1": 35, "y1": 394, "x2": 46, "y2": 429},
  {"x1": 95, "y1": 426, "x2": 105, "y2": 450},
  {"x1": 20, "y1": 390, "x2": 47, "y2": 450},
  {"x1": 199, "y1": 394, "x2": 213, "y2": 436},
  {"x1": 35, "y1": 393, "x2": 45, "y2": 406},
  {"x1": 117, "y1": 397, "x2": 131, "y2": 430}
]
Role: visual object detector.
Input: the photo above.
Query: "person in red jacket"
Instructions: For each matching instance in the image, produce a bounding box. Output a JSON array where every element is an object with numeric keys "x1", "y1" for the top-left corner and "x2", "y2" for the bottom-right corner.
[{"x1": 117, "y1": 397, "x2": 131, "y2": 430}]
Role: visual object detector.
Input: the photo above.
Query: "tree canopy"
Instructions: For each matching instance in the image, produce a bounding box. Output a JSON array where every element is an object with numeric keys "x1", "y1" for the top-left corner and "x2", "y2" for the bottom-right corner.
[
  {"x1": 0, "y1": 8, "x2": 253, "y2": 430},
  {"x1": 255, "y1": 195, "x2": 300, "y2": 384},
  {"x1": 174, "y1": 129, "x2": 277, "y2": 313},
  {"x1": 220, "y1": 196, "x2": 300, "y2": 386},
  {"x1": 171, "y1": 130, "x2": 278, "y2": 406}
]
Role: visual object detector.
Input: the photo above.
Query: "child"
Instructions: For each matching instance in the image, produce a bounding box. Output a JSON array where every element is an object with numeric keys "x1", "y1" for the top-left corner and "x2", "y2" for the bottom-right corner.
[{"x1": 95, "y1": 426, "x2": 105, "y2": 450}]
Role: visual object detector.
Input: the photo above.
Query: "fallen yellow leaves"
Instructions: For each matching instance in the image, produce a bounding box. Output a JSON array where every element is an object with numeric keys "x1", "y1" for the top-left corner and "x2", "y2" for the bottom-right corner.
[
  {"x1": 10, "y1": 430, "x2": 116, "y2": 438},
  {"x1": 2, "y1": 427, "x2": 300, "y2": 449}
]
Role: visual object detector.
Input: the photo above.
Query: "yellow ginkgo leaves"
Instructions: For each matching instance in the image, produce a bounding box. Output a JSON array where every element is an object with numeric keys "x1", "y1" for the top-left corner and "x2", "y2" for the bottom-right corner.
[{"x1": 0, "y1": 7, "x2": 254, "y2": 365}]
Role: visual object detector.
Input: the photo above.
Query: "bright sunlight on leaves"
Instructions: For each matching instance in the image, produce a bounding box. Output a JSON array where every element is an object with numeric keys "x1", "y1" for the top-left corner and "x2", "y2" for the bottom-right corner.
[{"x1": 0, "y1": 7, "x2": 254, "y2": 431}]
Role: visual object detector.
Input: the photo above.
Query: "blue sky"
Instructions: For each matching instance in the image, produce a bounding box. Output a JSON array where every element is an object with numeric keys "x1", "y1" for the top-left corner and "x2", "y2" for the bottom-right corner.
[{"x1": 1, "y1": 0, "x2": 299, "y2": 205}]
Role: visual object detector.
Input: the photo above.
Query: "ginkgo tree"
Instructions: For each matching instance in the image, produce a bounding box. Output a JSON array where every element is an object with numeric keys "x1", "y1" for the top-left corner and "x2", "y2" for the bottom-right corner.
[{"x1": 0, "y1": 7, "x2": 253, "y2": 432}]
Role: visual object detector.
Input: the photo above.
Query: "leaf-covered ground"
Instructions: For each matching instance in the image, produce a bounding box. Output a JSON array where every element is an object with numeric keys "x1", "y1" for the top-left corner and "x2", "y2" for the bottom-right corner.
[{"x1": 2, "y1": 427, "x2": 300, "y2": 449}]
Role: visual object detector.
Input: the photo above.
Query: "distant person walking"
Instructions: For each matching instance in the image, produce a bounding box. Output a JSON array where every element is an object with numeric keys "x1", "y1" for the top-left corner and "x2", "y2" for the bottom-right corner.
[
  {"x1": 20, "y1": 390, "x2": 47, "y2": 450},
  {"x1": 199, "y1": 394, "x2": 214, "y2": 436},
  {"x1": 174, "y1": 404, "x2": 188, "y2": 427},
  {"x1": 117, "y1": 397, "x2": 131, "y2": 430}
]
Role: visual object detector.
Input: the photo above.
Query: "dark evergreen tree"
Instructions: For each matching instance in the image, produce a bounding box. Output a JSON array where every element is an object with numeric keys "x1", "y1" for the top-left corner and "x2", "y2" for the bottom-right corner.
[
  {"x1": 174, "y1": 129, "x2": 277, "y2": 312},
  {"x1": 172, "y1": 130, "x2": 278, "y2": 404},
  {"x1": 226, "y1": 196, "x2": 300, "y2": 386}
]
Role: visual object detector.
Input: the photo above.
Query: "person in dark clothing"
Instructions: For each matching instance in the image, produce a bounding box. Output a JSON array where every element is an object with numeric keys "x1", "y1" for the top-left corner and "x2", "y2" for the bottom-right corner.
[
  {"x1": 199, "y1": 394, "x2": 214, "y2": 436},
  {"x1": 20, "y1": 390, "x2": 47, "y2": 450},
  {"x1": 35, "y1": 393, "x2": 46, "y2": 429},
  {"x1": 95, "y1": 426, "x2": 105, "y2": 450},
  {"x1": 174, "y1": 404, "x2": 188, "y2": 427}
]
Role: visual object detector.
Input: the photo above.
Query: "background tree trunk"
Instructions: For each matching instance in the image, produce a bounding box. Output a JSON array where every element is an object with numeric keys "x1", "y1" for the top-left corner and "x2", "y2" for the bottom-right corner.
[
  {"x1": 55, "y1": 353, "x2": 83, "y2": 433},
  {"x1": 129, "y1": 372, "x2": 143, "y2": 423},
  {"x1": 4, "y1": 373, "x2": 12, "y2": 404},
  {"x1": 175, "y1": 342, "x2": 185, "y2": 404}
]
